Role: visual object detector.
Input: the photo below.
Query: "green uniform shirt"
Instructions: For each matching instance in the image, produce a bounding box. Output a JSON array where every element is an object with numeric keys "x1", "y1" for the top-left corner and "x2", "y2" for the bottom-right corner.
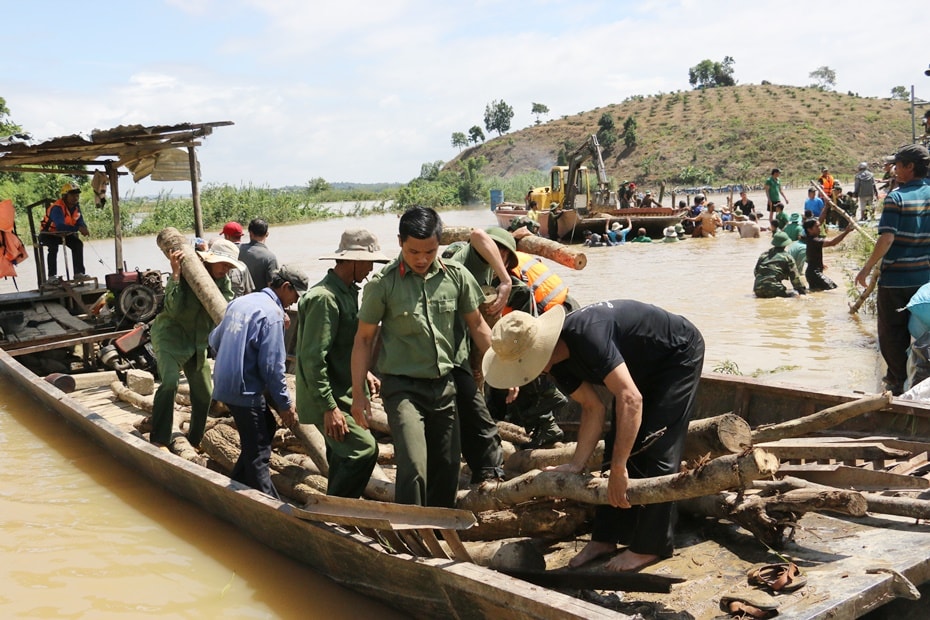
[
  {"x1": 753, "y1": 247, "x2": 804, "y2": 293},
  {"x1": 150, "y1": 274, "x2": 233, "y2": 360},
  {"x1": 765, "y1": 175, "x2": 782, "y2": 204},
  {"x1": 447, "y1": 243, "x2": 494, "y2": 286},
  {"x1": 295, "y1": 270, "x2": 362, "y2": 424},
  {"x1": 358, "y1": 255, "x2": 483, "y2": 379}
]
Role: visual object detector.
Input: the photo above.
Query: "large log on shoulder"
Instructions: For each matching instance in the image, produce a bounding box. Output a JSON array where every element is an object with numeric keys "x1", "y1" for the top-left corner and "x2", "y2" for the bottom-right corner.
[
  {"x1": 751, "y1": 392, "x2": 893, "y2": 443},
  {"x1": 441, "y1": 226, "x2": 586, "y2": 271},
  {"x1": 156, "y1": 226, "x2": 228, "y2": 325},
  {"x1": 458, "y1": 448, "x2": 779, "y2": 513}
]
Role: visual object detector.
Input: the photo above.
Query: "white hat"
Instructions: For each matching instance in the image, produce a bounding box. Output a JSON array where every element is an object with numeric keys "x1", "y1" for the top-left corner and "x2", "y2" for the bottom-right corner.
[
  {"x1": 611, "y1": 222, "x2": 621, "y2": 231},
  {"x1": 482, "y1": 306, "x2": 566, "y2": 388},
  {"x1": 319, "y1": 229, "x2": 390, "y2": 263},
  {"x1": 199, "y1": 238, "x2": 246, "y2": 270}
]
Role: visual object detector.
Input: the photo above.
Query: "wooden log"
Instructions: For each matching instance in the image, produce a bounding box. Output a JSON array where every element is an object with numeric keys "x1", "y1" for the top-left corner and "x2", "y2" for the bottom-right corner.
[
  {"x1": 156, "y1": 226, "x2": 228, "y2": 325},
  {"x1": 462, "y1": 500, "x2": 591, "y2": 542},
  {"x1": 756, "y1": 476, "x2": 930, "y2": 521},
  {"x1": 288, "y1": 421, "x2": 330, "y2": 476},
  {"x1": 111, "y1": 380, "x2": 153, "y2": 412},
  {"x1": 810, "y1": 181, "x2": 876, "y2": 245},
  {"x1": 497, "y1": 420, "x2": 531, "y2": 445},
  {"x1": 506, "y1": 414, "x2": 751, "y2": 473},
  {"x1": 751, "y1": 392, "x2": 893, "y2": 444},
  {"x1": 440, "y1": 226, "x2": 587, "y2": 271},
  {"x1": 454, "y1": 538, "x2": 546, "y2": 571},
  {"x1": 681, "y1": 487, "x2": 867, "y2": 548},
  {"x1": 71, "y1": 370, "x2": 120, "y2": 390},
  {"x1": 681, "y1": 413, "x2": 752, "y2": 462},
  {"x1": 457, "y1": 448, "x2": 779, "y2": 513},
  {"x1": 775, "y1": 463, "x2": 929, "y2": 490}
]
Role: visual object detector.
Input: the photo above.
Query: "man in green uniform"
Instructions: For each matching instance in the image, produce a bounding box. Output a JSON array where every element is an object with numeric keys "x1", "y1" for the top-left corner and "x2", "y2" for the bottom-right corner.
[
  {"x1": 295, "y1": 229, "x2": 389, "y2": 498},
  {"x1": 149, "y1": 239, "x2": 240, "y2": 448},
  {"x1": 351, "y1": 207, "x2": 492, "y2": 507},
  {"x1": 753, "y1": 231, "x2": 808, "y2": 298},
  {"x1": 764, "y1": 168, "x2": 789, "y2": 227}
]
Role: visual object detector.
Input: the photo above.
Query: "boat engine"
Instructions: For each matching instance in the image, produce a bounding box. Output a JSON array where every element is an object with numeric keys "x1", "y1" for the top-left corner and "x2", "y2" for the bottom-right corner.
[
  {"x1": 105, "y1": 270, "x2": 165, "y2": 324},
  {"x1": 98, "y1": 322, "x2": 157, "y2": 377}
]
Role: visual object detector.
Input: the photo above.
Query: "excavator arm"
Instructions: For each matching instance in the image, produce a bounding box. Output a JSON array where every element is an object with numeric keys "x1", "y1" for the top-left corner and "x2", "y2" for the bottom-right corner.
[{"x1": 563, "y1": 135, "x2": 611, "y2": 213}]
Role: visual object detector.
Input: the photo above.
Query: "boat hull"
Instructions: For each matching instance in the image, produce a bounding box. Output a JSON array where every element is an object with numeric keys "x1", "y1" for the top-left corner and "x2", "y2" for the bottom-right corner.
[{"x1": 494, "y1": 205, "x2": 683, "y2": 242}]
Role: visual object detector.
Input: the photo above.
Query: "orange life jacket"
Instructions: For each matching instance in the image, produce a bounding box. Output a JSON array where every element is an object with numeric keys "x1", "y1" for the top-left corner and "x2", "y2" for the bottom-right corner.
[
  {"x1": 40, "y1": 199, "x2": 82, "y2": 233},
  {"x1": 509, "y1": 251, "x2": 568, "y2": 314},
  {"x1": 819, "y1": 174, "x2": 835, "y2": 196}
]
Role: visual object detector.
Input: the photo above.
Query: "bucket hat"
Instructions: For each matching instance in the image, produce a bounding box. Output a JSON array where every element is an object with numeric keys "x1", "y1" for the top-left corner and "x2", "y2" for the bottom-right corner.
[
  {"x1": 199, "y1": 238, "x2": 246, "y2": 270},
  {"x1": 482, "y1": 305, "x2": 566, "y2": 388},
  {"x1": 771, "y1": 231, "x2": 792, "y2": 248},
  {"x1": 319, "y1": 229, "x2": 390, "y2": 263}
]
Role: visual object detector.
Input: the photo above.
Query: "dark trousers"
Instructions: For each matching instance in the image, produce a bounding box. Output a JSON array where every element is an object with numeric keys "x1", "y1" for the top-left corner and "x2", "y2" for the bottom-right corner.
[
  {"x1": 591, "y1": 335, "x2": 705, "y2": 557},
  {"x1": 381, "y1": 374, "x2": 460, "y2": 507},
  {"x1": 878, "y1": 285, "x2": 920, "y2": 394},
  {"x1": 40, "y1": 232, "x2": 84, "y2": 278},
  {"x1": 228, "y1": 400, "x2": 281, "y2": 499},
  {"x1": 805, "y1": 268, "x2": 837, "y2": 291},
  {"x1": 452, "y1": 366, "x2": 504, "y2": 482}
]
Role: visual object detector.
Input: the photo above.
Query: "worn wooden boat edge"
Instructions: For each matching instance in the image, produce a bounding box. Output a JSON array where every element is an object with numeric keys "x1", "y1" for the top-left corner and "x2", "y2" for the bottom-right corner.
[{"x1": 0, "y1": 346, "x2": 624, "y2": 620}]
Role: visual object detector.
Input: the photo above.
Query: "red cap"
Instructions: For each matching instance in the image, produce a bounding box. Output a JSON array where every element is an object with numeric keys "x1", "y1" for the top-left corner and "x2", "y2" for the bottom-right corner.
[{"x1": 221, "y1": 221, "x2": 243, "y2": 240}]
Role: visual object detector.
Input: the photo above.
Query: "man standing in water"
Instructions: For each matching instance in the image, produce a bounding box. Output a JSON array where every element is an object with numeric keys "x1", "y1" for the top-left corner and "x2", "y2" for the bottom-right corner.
[
  {"x1": 483, "y1": 300, "x2": 705, "y2": 572},
  {"x1": 856, "y1": 144, "x2": 930, "y2": 395}
]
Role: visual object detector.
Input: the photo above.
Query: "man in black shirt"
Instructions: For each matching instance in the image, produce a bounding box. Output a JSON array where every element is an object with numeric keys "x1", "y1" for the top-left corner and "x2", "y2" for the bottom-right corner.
[
  {"x1": 802, "y1": 219, "x2": 851, "y2": 291},
  {"x1": 483, "y1": 300, "x2": 705, "y2": 571}
]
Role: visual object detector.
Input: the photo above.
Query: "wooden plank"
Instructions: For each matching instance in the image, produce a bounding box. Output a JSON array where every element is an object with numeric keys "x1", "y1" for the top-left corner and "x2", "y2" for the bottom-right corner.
[
  {"x1": 497, "y1": 567, "x2": 686, "y2": 593},
  {"x1": 42, "y1": 301, "x2": 94, "y2": 332},
  {"x1": 289, "y1": 495, "x2": 477, "y2": 531},
  {"x1": 6, "y1": 329, "x2": 132, "y2": 356},
  {"x1": 757, "y1": 441, "x2": 911, "y2": 461},
  {"x1": 440, "y1": 529, "x2": 473, "y2": 563},
  {"x1": 778, "y1": 464, "x2": 930, "y2": 489},
  {"x1": 417, "y1": 528, "x2": 450, "y2": 560},
  {"x1": 398, "y1": 530, "x2": 430, "y2": 557}
]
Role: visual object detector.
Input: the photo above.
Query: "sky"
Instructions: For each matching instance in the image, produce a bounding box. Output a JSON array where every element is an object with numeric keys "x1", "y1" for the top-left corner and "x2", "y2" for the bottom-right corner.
[{"x1": 3, "y1": 0, "x2": 929, "y2": 197}]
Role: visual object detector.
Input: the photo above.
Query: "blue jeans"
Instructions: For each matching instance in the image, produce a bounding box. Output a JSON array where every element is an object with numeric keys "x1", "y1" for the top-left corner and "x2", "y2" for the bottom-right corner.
[{"x1": 228, "y1": 399, "x2": 280, "y2": 499}]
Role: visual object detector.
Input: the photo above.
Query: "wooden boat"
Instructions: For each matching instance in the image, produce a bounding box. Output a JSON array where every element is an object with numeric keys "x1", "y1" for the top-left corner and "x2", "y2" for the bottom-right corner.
[
  {"x1": 6, "y1": 336, "x2": 930, "y2": 619},
  {"x1": 493, "y1": 204, "x2": 684, "y2": 242}
]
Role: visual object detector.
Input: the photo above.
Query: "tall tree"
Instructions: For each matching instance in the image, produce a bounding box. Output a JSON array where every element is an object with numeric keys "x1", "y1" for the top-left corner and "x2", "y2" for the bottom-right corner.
[
  {"x1": 468, "y1": 125, "x2": 485, "y2": 145},
  {"x1": 0, "y1": 96, "x2": 22, "y2": 135},
  {"x1": 809, "y1": 66, "x2": 836, "y2": 91},
  {"x1": 484, "y1": 99, "x2": 514, "y2": 136},
  {"x1": 688, "y1": 57, "x2": 736, "y2": 89},
  {"x1": 622, "y1": 116, "x2": 638, "y2": 149},
  {"x1": 531, "y1": 102, "x2": 549, "y2": 125},
  {"x1": 451, "y1": 132, "x2": 468, "y2": 151},
  {"x1": 890, "y1": 86, "x2": 909, "y2": 101},
  {"x1": 596, "y1": 112, "x2": 617, "y2": 155}
]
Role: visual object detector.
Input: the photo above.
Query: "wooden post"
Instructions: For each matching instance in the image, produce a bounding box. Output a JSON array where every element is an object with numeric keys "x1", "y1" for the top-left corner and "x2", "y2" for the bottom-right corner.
[
  {"x1": 156, "y1": 227, "x2": 228, "y2": 324},
  {"x1": 107, "y1": 161, "x2": 124, "y2": 272},
  {"x1": 188, "y1": 146, "x2": 204, "y2": 239}
]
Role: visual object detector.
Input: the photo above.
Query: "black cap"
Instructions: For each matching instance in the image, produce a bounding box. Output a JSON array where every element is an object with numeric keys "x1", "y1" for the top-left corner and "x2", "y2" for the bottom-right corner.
[{"x1": 894, "y1": 144, "x2": 930, "y2": 167}]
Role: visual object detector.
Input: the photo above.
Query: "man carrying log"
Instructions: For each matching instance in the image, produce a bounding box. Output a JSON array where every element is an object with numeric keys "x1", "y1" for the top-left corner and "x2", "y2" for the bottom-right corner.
[
  {"x1": 483, "y1": 300, "x2": 705, "y2": 572},
  {"x1": 295, "y1": 229, "x2": 389, "y2": 498},
  {"x1": 210, "y1": 265, "x2": 306, "y2": 499},
  {"x1": 149, "y1": 239, "x2": 240, "y2": 449}
]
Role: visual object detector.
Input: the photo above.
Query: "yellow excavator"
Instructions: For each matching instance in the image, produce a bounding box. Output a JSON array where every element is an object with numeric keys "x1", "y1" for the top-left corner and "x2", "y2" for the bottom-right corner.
[{"x1": 527, "y1": 134, "x2": 616, "y2": 215}]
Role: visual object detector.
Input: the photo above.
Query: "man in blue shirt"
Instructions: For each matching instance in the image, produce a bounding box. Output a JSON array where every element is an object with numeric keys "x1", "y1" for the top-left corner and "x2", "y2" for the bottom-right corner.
[
  {"x1": 803, "y1": 188, "x2": 825, "y2": 223},
  {"x1": 856, "y1": 144, "x2": 930, "y2": 394},
  {"x1": 210, "y1": 265, "x2": 307, "y2": 498}
]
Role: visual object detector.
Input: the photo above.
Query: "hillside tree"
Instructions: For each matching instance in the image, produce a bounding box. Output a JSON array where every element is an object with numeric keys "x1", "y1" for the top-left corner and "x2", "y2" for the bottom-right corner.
[
  {"x1": 531, "y1": 102, "x2": 550, "y2": 125},
  {"x1": 596, "y1": 112, "x2": 617, "y2": 155},
  {"x1": 890, "y1": 86, "x2": 909, "y2": 101},
  {"x1": 468, "y1": 125, "x2": 485, "y2": 144},
  {"x1": 484, "y1": 99, "x2": 514, "y2": 136},
  {"x1": 307, "y1": 177, "x2": 330, "y2": 193},
  {"x1": 688, "y1": 57, "x2": 736, "y2": 89},
  {"x1": 451, "y1": 132, "x2": 468, "y2": 151},
  {"x1": 622, "y1": 116, "x2": 638, "y2": 149},
  {"x1": 809, "y1": 66, "x2": 836, "y2": 91}
]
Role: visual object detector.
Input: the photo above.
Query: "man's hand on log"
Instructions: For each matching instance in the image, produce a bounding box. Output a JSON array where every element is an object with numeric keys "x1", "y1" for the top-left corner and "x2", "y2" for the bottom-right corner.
[
  {"x1": 169, "y1": 249, "x2": 184, "y2": 281},
  {"x1": 351, "y1": 396, "x2": 371, "y2": 430},
  {"x1": 279, "y1": 405, "x2": 298, "y2": 428},
  {"x1": 487, "y1": 279, "x2": 512, "y2": 316},
  {"x1": 608, "y1": 467, "x2": 632, "y2": 509},
  {"x1": 324, "y1": 408, "x2": 349, "y2": 442}
]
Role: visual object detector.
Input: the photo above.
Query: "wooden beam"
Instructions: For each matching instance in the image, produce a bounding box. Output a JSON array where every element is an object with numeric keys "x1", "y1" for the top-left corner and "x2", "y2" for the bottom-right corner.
[
  {"x1": 5, "y1": 329, "x2": 132, "y2": 356},
  {"x1": 777, "y1": 464, "x2": 930, "y2": 490}
]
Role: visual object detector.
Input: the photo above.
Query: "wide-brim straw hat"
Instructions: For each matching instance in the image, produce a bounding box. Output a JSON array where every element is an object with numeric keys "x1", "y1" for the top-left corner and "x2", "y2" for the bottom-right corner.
[
  {"x1": 198, "y1": 238, "x2": 246, "y2": 270},
  {"x1": 482, "y1": 305, "x2": 566, "y2": 388},
  {"x1": 319, "y1": 228, "x2": 390, "y2": 263}
]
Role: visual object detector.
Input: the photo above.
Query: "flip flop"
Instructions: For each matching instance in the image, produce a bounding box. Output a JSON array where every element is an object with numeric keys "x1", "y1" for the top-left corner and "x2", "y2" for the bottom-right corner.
[
  {"x1": 747, "y1": 562, "x2": 807, "y2": 593},
  {"x1": 719, "y1": 596, "x2": 779, "y2": 619}
]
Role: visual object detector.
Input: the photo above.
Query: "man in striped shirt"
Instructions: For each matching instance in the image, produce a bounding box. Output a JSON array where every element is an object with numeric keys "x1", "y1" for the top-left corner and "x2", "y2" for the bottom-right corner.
[{"x1": 856, "y1": 144, "x2": 930, "y2": 394}]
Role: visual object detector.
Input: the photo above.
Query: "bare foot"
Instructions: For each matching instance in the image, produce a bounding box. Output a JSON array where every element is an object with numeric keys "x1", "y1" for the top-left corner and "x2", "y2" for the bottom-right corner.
[
  {"x1": 568, "y1": 541, "x2": 617, "y2": 569},
  {"x1": 604, "y1": 550, "x2": 660, "y2": 572}
]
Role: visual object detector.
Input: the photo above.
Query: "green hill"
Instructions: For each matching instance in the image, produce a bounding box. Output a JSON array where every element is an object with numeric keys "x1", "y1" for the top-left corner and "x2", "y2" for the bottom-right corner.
[{"x1": 451, "y1": 84, "x2": 917, "y2": 189}]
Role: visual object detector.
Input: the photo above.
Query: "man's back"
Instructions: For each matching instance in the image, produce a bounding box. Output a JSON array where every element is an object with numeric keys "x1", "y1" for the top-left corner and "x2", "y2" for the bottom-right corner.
[{"x1": 239, "y1": 240, "x2": 278, "y2": 290}]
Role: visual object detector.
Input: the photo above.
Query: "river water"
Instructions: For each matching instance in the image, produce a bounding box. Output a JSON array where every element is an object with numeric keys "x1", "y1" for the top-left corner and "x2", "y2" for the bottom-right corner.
[{"x1": 0, "y1": 188, "x2": 884, "y2": 617}]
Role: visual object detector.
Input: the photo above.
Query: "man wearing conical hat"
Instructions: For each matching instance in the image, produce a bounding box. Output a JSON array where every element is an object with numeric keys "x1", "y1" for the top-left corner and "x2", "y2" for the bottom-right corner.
[
  {"x1": 295, "y1": 229, "x2": 389, "y2": 498},
  {"x1": 483, "y1": 300, "x2": 705, "y2": 572}
]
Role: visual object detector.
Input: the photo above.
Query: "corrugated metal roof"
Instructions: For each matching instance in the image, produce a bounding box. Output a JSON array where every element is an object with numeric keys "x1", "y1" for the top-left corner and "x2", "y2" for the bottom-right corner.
[{"x1": 0, "y1": 121, "x2": 233, "y2": 182}]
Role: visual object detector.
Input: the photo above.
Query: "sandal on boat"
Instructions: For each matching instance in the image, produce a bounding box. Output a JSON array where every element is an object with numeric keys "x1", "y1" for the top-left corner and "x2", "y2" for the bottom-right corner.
[
  {"x1": 719, "y1": 596, "x2": 779, "y2": 619},
  {"x1": 747, "y1": 562, "x2": 807, "y2": 593}
]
